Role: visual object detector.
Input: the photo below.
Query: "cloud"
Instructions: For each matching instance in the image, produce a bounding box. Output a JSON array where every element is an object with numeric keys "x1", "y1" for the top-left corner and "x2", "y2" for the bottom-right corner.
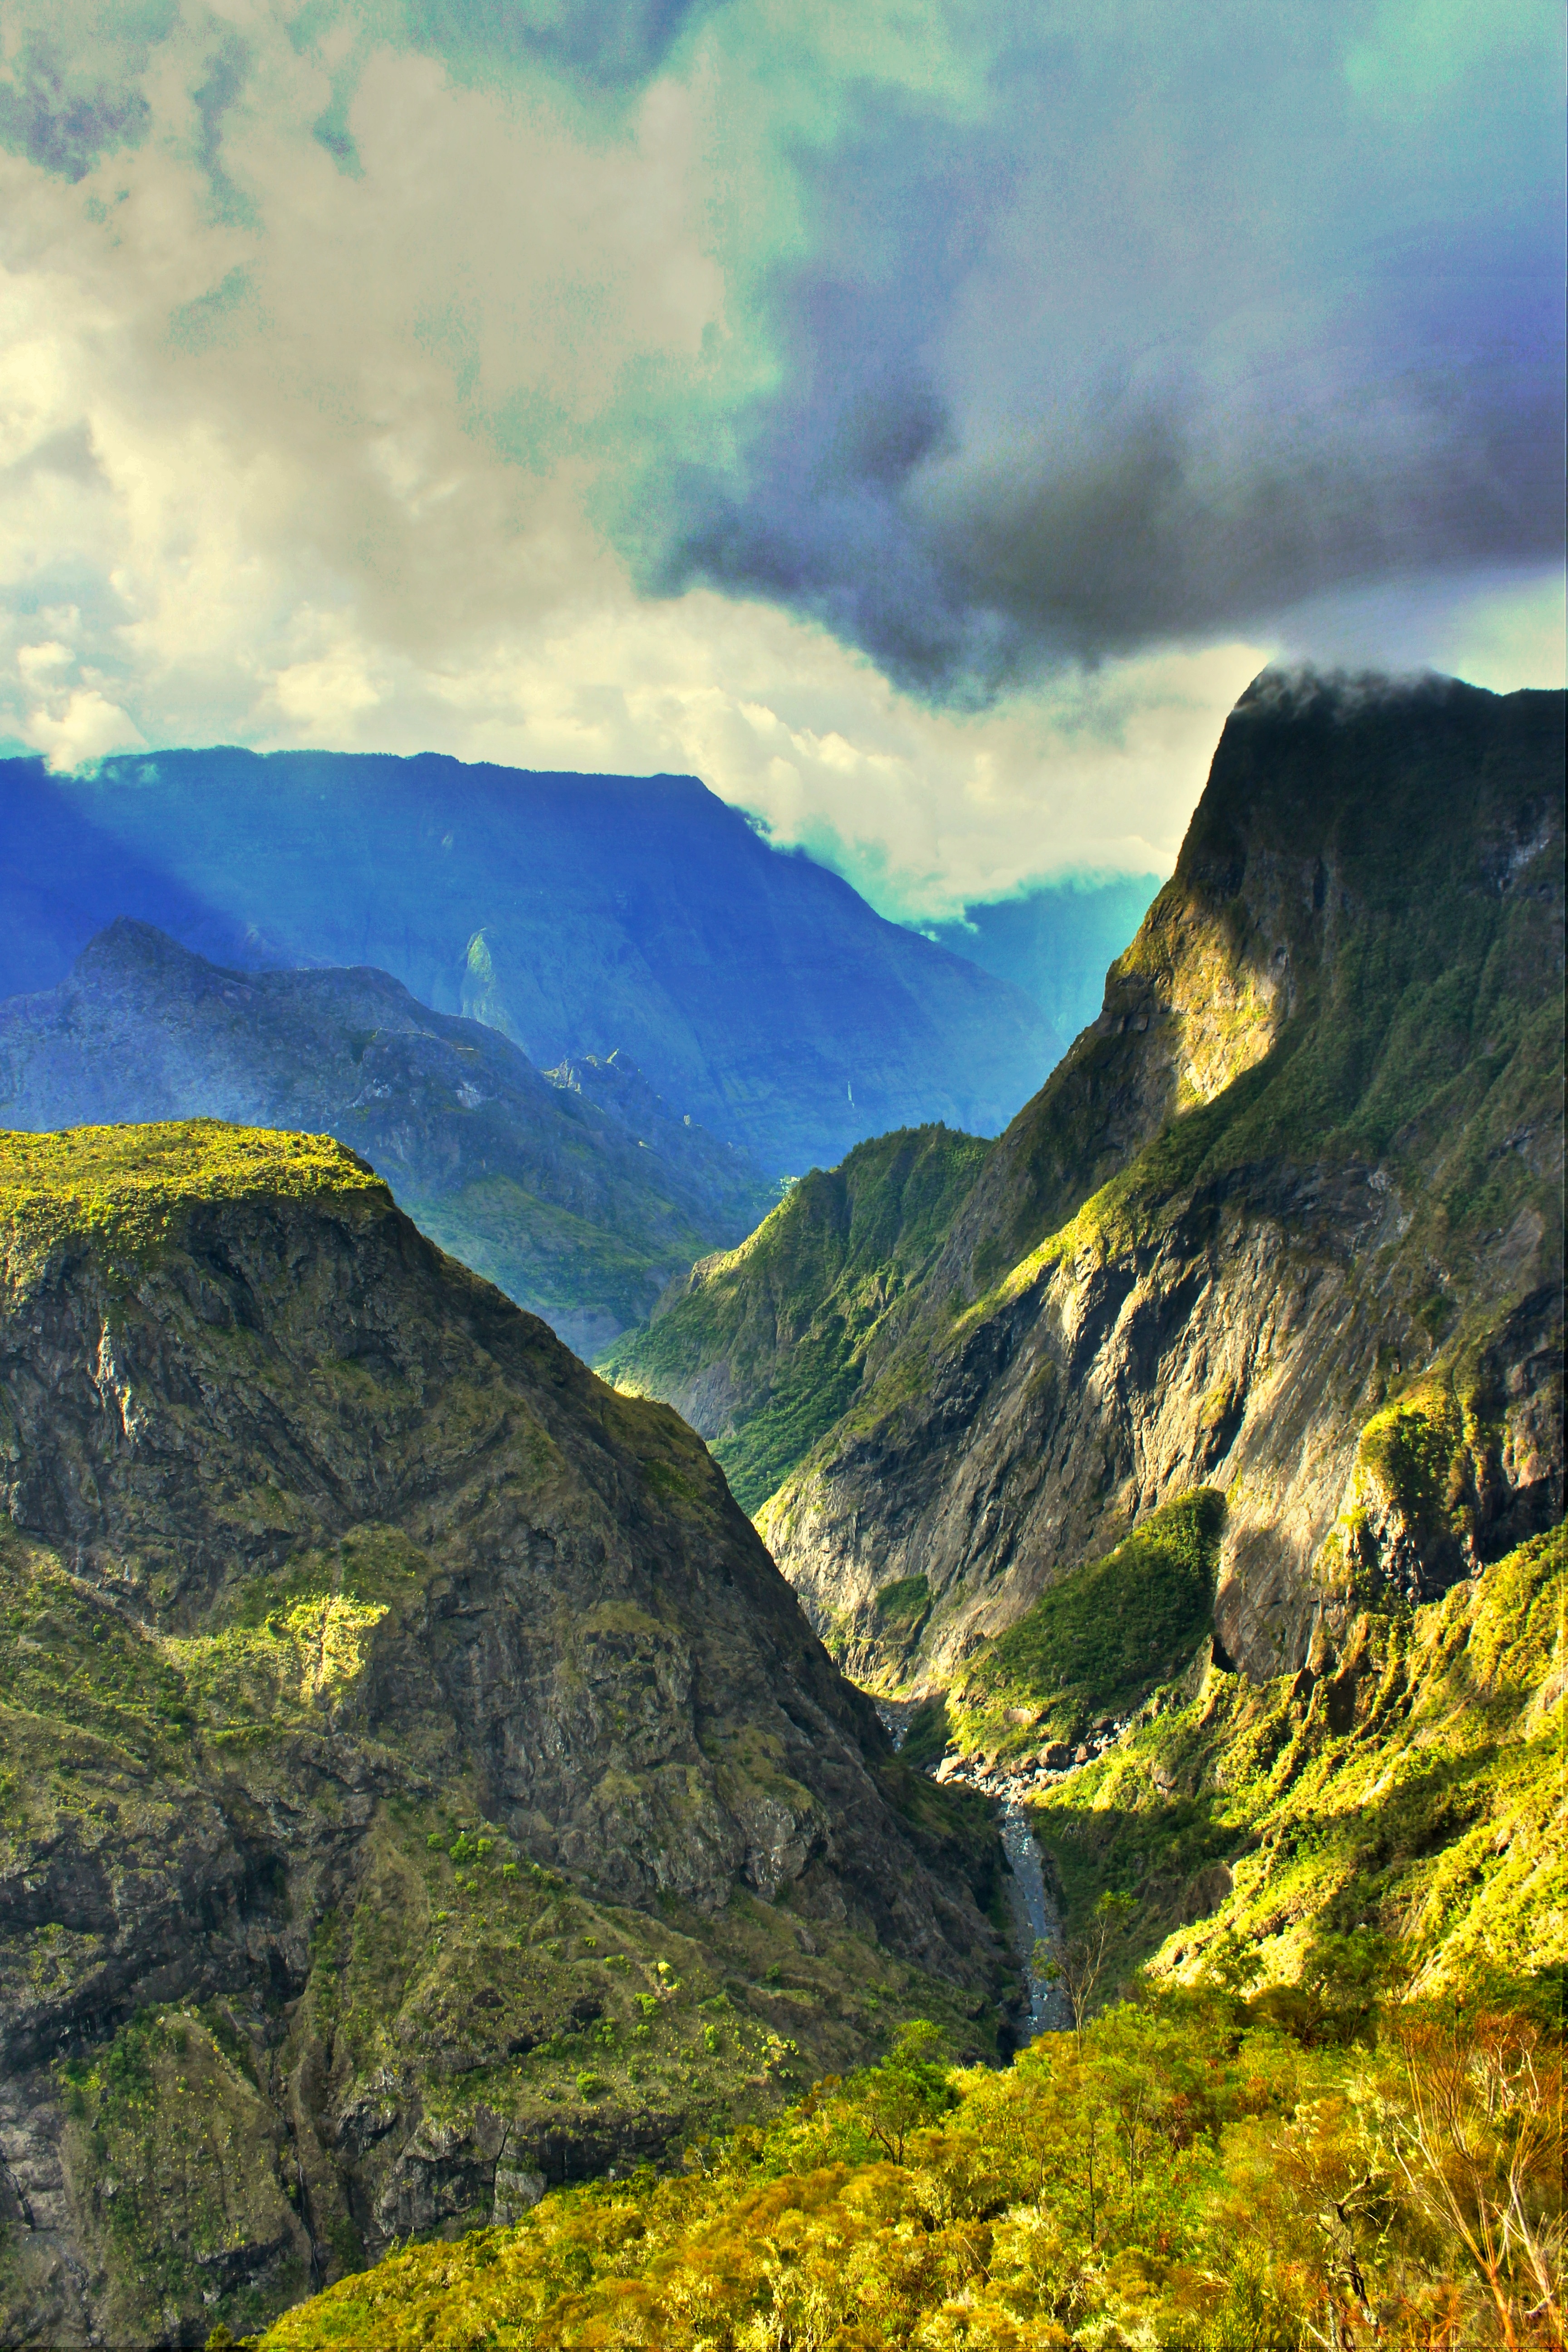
[
  {"x1": 0, "y1": 0, "x2": 1558, "y2": 905},
  {"x1": 642, "y1": 3, "x2": 1565, "y2": 694},
  {"x1": 0, "y1": 29, "x2": 152, "y2": 182},
  {"x1": 404, "y1": 0, "x2": 724, "y2": 95}
]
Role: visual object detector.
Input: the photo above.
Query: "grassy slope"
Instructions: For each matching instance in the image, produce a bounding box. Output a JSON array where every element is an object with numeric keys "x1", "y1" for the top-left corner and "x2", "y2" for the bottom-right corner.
[
  {"x1": 1021, "y1": 1521, "x2": 1564, "y2": 1993},
  {"x1": 898, "y1": 1444, "x2": 1561, "y2": 1999},
  {"x1": 601, "y1": 1126, "x2": 989, "y2": 1514},
  {"x1": 896, "y1": 1491, "x2": 1228, "y2": 1769},
  {"x1": 0, "y1": 1121, "x2": 385, "y2": 1285}
]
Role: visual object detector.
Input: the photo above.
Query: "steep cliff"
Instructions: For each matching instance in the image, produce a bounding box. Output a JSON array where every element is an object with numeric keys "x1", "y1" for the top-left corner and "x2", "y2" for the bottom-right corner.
[
  {"x1": 757, "y1": 672, "x2": 1564, "y2": 1686},
  {"x1": 602, "y1": 1126, "x2": 989, "y2": 1513},
  {"x1": 0, "y1": 921, "x2": 774, "y2": 1357},
  {"x1": 0, "y1": 1125, "x2": 1005, "y2": 2351}
]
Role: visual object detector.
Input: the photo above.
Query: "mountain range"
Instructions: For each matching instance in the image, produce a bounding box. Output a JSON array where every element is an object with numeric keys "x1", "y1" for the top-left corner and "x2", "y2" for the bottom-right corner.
[
  {"x1": 0, "y1": 920, "x2": 776, "y2": 1359},
  {"x1": 0, "y1": 750, "x2": 1055, "y2": 1176},
  {"x1": 0, "y1": 668, "x2": 1562, "y2": 2352}
]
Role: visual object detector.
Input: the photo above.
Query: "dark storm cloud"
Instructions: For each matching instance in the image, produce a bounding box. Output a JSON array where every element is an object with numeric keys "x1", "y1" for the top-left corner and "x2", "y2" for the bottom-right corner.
[{"x1": 643, "y1": 10, "x2": 1566, "y2": 699}]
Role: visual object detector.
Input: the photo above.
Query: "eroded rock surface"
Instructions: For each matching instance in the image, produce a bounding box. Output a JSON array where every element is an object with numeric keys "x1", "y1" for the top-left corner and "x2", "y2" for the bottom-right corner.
[
  {"x1": 0, "y1": 1129, "x2": 1004, "y2": 2347},
  {"x1": 758, "y1": 674, "x2": 1564, "y2": 1685}
]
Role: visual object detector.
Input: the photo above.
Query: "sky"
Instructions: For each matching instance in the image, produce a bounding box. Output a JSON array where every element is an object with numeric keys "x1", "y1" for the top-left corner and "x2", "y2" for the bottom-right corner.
[{"x1": 0, "y1": 0, "x2": 1562, "y2": 920}]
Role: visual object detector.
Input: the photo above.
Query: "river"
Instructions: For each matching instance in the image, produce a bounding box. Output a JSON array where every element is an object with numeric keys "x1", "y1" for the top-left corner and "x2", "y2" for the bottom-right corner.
[{"x1": 873, "y1": 1698, "x2": 1067, "y2": 2038}]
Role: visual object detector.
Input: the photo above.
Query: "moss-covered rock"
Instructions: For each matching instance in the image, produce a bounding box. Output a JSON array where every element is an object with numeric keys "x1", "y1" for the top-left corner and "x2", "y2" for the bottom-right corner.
[
  {"x1": 1024, "y1": 1522, "x2": 1565, "y2": 1994},
  {"x1": 0, "y1": 1123, "x2": 1008, "y2": 2348}
]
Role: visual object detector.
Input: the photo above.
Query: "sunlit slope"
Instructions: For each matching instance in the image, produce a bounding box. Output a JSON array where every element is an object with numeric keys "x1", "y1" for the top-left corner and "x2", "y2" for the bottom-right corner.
[
  {"x1": 600, "y1": 1125, "x2": 989, "y2": 1514},
  {"x1": 757, "y1": 673, "x2": 1564, "y2": 1686},
  {"x1": 259, "y1": 1942, "x2": 1563, "y2": 2352},
  {"x1": 907, "y1": 1489, "x2": 1563, "y2": 1994}
]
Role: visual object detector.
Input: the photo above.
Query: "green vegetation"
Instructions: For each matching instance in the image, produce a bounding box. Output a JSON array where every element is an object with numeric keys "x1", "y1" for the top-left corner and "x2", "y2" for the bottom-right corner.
[
  {"x1": 259, "y1": 1979, "x2": 1565, "y2": 2352},
  {"x1": 58, "y1": 2009, "x2": 309, "y2": 2348},
  {"x1": 416, "y1": 1173, "x2": 715, "y2": 1339},
  {"x1": 250, "y1": 1495, "x2": 1566, "y2": 2352},
  {"x1": 0, "y1": 1451, "x2": 999, "y2": 2344},
  {"x1": 980, "y1": 682, "x2": 1566, "y2": 1295},
  {"x1": 1026, "y1": 1525, "x2": 1564, "y2": 1997},
  {"x1": 602, "y1": 1125, "x2": 989, "y2": 1513},
  {"x1": 0, "y1": 1121, "x2": 387, "y2": 1288},
  {"x1": 960, "y1": 1491, "x2": 1225, "y2": 1753},
  {"x1": 747, "y1": 688, "x2": 1563, "y2": 1700}
]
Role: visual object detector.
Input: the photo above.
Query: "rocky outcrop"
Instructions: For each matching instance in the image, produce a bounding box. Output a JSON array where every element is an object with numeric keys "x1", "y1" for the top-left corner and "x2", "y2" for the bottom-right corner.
[
  {"x1": 758, "y1": 673, "x2": 1565, "y2": 1686},
  {"x1": 0, "y1": 1126, "x2": 1005, "y2": 2347}
]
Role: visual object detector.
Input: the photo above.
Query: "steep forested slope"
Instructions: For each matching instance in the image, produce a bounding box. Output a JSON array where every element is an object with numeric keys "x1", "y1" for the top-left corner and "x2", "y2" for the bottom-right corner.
[
  {"x1": 0, "y1": 1125, "x2": 1005, "y2": 2351},
  {"x1": 602, "y1": 1126, "x2": 989, "y2": 1512},
  {"x1": 757, "y1": 672, "x2": 1563, "y2": 1685},
  {"x1": 260, "y1": 1933, "x2": 1564, "y2": 2352},
  {"x1": 0, "y1": 921, "x2": 774, "y2": 1356},
  {"x1": 0, "y1": 750, "x2": 1054, "y2": 1173}
]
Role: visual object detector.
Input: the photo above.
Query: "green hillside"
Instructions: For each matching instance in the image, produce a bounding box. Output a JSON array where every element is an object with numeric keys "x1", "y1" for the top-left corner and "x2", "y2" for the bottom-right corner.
[
  {"x1": 600, "y1": 1125, "x2": 989, "y2": 1513},
  {"x1": 755, "y1": 676, "x2": 1564, "y2": 1690},
  {"x1": 0, "y1": 1121, "x2": 1008, "y2": 2352},
  {"x1": 256, "y1": 1512, "x2": 1565, "y2": 2352},
  {"x1": 929, "y1": 1504, "x2": 1563, "y2": 1989}
]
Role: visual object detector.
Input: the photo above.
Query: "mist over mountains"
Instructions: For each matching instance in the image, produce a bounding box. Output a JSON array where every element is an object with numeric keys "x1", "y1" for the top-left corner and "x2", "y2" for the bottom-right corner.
[
  {"x1": 923, "y1": 875, "x2": 1162, "y2": 1060},
  {"x1": 0, "y1": 749, "x2": 1059, "y2": 1177},
  {"x1": 0, "y1": 921, "x2": 777, "y2": 1358}
]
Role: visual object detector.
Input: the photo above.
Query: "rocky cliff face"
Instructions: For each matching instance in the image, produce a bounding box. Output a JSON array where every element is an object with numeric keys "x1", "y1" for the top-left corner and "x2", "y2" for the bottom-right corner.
[
  {"x1": 0, "y1": 921, "x2": 775, "y2": 1357},
  {"x1": 758, "y1": 673, "x2": 1564, "y2": 1688},
  {"x1": 0, "y1": 1125, "x2": 1004, "y2": 2349}
]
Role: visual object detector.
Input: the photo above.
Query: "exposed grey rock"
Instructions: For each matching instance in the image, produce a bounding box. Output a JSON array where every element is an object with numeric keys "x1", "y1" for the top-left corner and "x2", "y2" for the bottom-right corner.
[
  {"x1": 759, "y1": 675, "x2": 1564, "y2": 1686},
  {"x1": 0, "y1": 1135, "x2": 1005, "y2": 2347}
]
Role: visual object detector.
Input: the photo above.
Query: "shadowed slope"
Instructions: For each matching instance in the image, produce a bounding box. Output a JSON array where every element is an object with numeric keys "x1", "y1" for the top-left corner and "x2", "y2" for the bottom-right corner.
[
  {"x1": 0, "y1": 921, "x2": 776, "y2": 1355},
  {"x1": 0, "y1": 751, "x2": 1054, "y2": 1174},
  {"x1": 0, "y1": 1123, "x2": 1005, "y2": 2349}
]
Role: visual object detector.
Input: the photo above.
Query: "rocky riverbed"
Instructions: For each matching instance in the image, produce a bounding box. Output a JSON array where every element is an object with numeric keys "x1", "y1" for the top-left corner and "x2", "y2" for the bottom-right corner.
[{"x1": 910, "y1": 1728, "x2": 1130, "y2": 2035}]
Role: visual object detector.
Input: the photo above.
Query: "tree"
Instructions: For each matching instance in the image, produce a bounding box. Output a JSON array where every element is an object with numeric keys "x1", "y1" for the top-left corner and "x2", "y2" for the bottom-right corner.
[
  {"x1": 1036, "y1": 1891, "x2": 1137, "y2": 2050},
  {"x1": 1383, "y1": 2008, "x2": 1565, "y2": 2352},
  {"x1": 852, "y1": 2019, "x2": 956, "y2": 2164}
]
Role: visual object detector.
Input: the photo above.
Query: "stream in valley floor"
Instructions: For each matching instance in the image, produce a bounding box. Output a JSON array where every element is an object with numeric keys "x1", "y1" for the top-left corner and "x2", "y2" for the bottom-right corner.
[{"x1": 872, "y1": 1698, "x2": 1068, "y2": 2037}]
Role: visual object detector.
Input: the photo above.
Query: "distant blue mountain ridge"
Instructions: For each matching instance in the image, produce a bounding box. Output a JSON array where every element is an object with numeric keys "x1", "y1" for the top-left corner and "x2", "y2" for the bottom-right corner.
[
  {"x1": 923, "y1": 876, "x2": 1161, "y2": 1049},
  {"x1": 0, "y1": 748, "x2": 1151, "y2": 1173}
]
